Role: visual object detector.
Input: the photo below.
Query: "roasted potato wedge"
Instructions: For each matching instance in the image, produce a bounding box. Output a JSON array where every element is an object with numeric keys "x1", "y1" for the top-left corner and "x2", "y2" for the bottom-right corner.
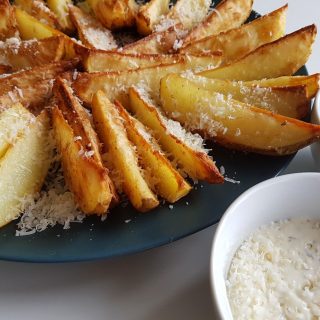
[
  {"x1": 183, "y1": 0, "x2": 253, "y2": 44},
  {"x1": 128, "y1": 87, "x2": 223, "y2": 183},
  {"x1": 115, "y1": 100, "x2": 191, "y2": 203},
  {"x1": 0, "y1": 59, "x2": 78, "y2": 111},
  {"x1": 245, "y1": 74, "x2": 320, "y2": 100},
  {"x1": 69, "y1": 5, "x2": 117, "y2": 51},
  {"x1": 122, "y1": 24, "x2": 186, "y2": 54},
  {"x1": 0, "y1": 36, "x2": 65, "y2": 71},
  {"x1": 47, "y1": 0, "x2": 75, "y2": 34},
  {"x1": 161, "y1": 0, "x2": 210, "y2": 30},
  {"x1": 0, "y1": 64, "x2": 11, "y2": 74},
  {"x1": 0, "y1": 0, "x2": 17, "y2": 40},
  {"x1": 136, "y1": 0, "x2": 170, "y2": 36},
  {"x1": 199, "y1": 25, "x2": 317, "y2": 81},
  {"x1": 0, "y1": 111, "x2": 53, "y2": 227},
  {"x1": 73, "y1": 55, "x2": 221, "y2": 106},
  {"x1": 0, "y1": 103, "x2": 34, "y2": 158},
  {"x1": 52, "y1": 106, "x2": 113, "y2": 214},
  {"x1": 160, "y1": 74, "x2": 320, "y2": 155},
  {"x1": 181, "y1": 74, "x2": 310, "y2": 119},
  {"x1": 15, "y1": 0, "x2": 59, "y2": 29},
  {"x1": 87, "y1": 0, "x2": 138, "y2": 30},
  {"x1": 92, "y1": 90, "x2": 159, "y2": 212},
  {"x1": 181, "y1": 5, "x2": 287, "y2": 64}
]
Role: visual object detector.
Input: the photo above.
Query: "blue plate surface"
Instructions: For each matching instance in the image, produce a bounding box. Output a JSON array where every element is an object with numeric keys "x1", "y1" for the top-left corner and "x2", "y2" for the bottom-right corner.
[{"x1": 0, "y1": 5, "x2": 308, "y2": 262}]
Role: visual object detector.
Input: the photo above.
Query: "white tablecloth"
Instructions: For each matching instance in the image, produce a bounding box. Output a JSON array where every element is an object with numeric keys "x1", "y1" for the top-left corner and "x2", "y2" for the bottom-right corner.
[{"x1": 0, "y1": 1, "x2": 319, "y2": 319}]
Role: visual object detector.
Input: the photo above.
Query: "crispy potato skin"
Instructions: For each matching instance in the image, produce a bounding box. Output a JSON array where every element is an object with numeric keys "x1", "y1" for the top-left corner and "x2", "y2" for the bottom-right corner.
[
  {"x1": 128, "y1": 88, "x2": 223, "y2": 183},
  {"x1": 184, "y1": 0, "x2": 253, "y2": 44},
  {"x1": 92, "y1": 90, "x2": 159, "y2": 212},
  {"x1": 0, "y1": 0, "x2": 17, "y2": 40},
  {"x1": 52, "y1": 106, "x2": 113, "y2": 214},
  {"x1": 160, "y1": 74, "x2": 320, "y2": 155},
  {"x1": 0, "y1": 36, "x2": 65, "y2": 71},
  {"x1": 0, "y1": 111, "x2": 53, "y2": 227},
  {"x1": 115, "y1": 100, "x2": 192, "y2": 203},
  {"x1": 181, "y1": 5, "x2": 287, "y2": 64},
  {"x1": 199, "y1": 25, "x2": 317, "y2": 81}
]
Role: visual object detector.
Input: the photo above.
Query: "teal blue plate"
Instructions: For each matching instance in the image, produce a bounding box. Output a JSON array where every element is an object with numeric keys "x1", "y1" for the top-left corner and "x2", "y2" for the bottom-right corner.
[{"x1": 0, "y1": 5, "x2": 308, "y2": 262}]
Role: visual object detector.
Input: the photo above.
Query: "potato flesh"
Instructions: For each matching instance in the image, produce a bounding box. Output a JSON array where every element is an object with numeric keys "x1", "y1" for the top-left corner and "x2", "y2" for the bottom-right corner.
[
  {"x1": 199, "y1": 25, "x2": 317, "y2": 81},
  {"x1": 0, "y1": 111, "x2": 53, "y2": 227},
  {"x1": 136, "y1": 0, "x2": 170, "y2": 35},
  {"x1": 115, "y1": 101, "x2": 191, "y2": 203},
  {"x1": 92, "y1": 90, "x2": 159, "y2": 212},
  {"x1": 184, "y1": 0, "x2": 253, "y2": 44},
  {"x1": 181, "y1": 5, "x2": 287, "y2": 64},
  {"x1": 181, "y1": 74, "x2": 309, "y2": 119},
  {"x1": 0, "y1": 103, "x2": 34, "y2": 158},
  {"x1": 53, "y1": 107, "x2": 113, "y2": 214},
  {"x1": 128, "y1": 87, "x2": 223, "y2": 183},
  {"x1": 160, "y1": 74, "x2": 320, "y2": 155}
]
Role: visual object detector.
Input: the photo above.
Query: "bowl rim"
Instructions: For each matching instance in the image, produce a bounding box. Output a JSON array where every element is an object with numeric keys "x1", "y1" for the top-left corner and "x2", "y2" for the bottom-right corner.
[{"x1": 209, "y1": 171, "x2": 320, "y2": 320}]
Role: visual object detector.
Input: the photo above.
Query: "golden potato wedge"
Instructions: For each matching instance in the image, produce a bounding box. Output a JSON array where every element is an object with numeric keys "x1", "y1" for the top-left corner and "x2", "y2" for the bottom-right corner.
[
  {"x1": 0, "y1": 64, "x2": 11, "y2": 74},
  {"x1": 136, "y1": 0, "x2": 170, "y2": 36},
  {"x1": 0, "y1": 103, "x2": 34, "y2": 159},
  {"x1": 199, "y1": 25, "x2": 317, "y2": 81},
  {"x1": 77, "y1": 47, "x2": 184, "y2": 72},
  {"x1": 161, "y1": 0, "x2": 211, "y2": 30},
  {"x1": 0, "y1": 111, "x2": 54, "y2": 227},
  {"x1": 15, "y1": 0, "x2": 59, "y2": 29},
  {"x1": 53, "y1": 106, "x2": 114, "y2": 214},
  {"x1": 73, "y1": 55, "x2": 221, "y2": 106},
  {"x1": 181, "y1": 74, "x2": 310, "y2": 119},
  {"x1": 0, "y1": 36, "x2": 65, "y2": 71},
  {"x1": 0, "y1": 59, "x2": 79, "y2": 111},
  {"x1": 181, "y1": 5, "x2": 287, "y2": 64},
  {"x1": 87, "y1": 0, "x2": 138, "y2": 30},
  {"x1": 115, "y1": 100, "x2": 191, "y2": 203},
  {"x1": 183, "y1": 0, "x2": 253, "y2": 44},
  {"x1": 0, "y1": 0, "x2": 17, "y2": 40},
  {"x1": 245, "y1": 74, "x2": 320, "y2": 100},
  {"x1": 92, "y1": 90, "x2": 159, "y2": 212},
  {"x1": 69, "y1": 5, "x2": 117, "y2": 51},
  {"x1": 128, "y1": 87, "x2": 223, "y2": 183},
  {"x1": 122, "y1": 24, "x2": 186, "y2": 54},
  {"x1": 160, "y1": 74, "x2": 320, "y2": 155},
  {"x1": 47, "y1": 0, "x2": 75, "y2": 34}
]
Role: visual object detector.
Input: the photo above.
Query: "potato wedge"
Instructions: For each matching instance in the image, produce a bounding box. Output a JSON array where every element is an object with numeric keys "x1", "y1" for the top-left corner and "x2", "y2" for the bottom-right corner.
[
  {"x1": 73, "y1": 55, "x2": 221, "y2": 106},
  {"x1": 47, "y1": 0, "x2": 75, "y2": 34},
  {"x1": 199, "y1": 25, "x2": 317, "y2": 81},
  {"x1": 0, "y1": 0, "x2": 17, "y2": 40},
  {"x1": 181, "y1": 74, "x2": 310, "y2": 119},
  {"x1": 136, "y1": 0, "x2": 170, "y2": 36},
  {"x1": 128, "y1": 87, "x2": 223, "y2": 183},
  {"x1": 0, "y1": 103, "x2": 34, "y2": 159},
  {"x1": 183, "y1": 0, "x2": 253, "y2": 44},
  {"x1": 181, "y1": 5, "x2": 287, "y2": 64},
  {"x1": 15, "y1": 0, "x2": 59, "y2": 29},
  {"x1": 69, "y1": 5, "x2": 117, "y2": 51},
  {"x1": 245, "y1": 74, "x2": 320, "y2": 100},
  {"x1": 0, "y1": 64, "x2": 11, "y2": 74},
  {"x1": 52, "y1": 106, "x2": 113, "y2": 214},
  {"x1": 0, "y1": 111, "x2": 53, "y2": 227},
  {"x1": 92, "y1": 90, "x2": 159, "y2": 212},
  {"x1": 160, "y1": 74, "x2": 320, "y2": 155},
  {"x1": 0, "y1": 36, "x2": 65, "y2": 71},
  {"x1": 122, "y1": 25, "x2": 186, "y2": 54},
  {"x1": 115, "y1": 100, "x2": 191, "y2": 203},
  {"x1": 87, "y1": 0, "x2": 138, "y2": 30},
  {"x1": 0, "y1": 59, "x2": 79, "y2": 111}
]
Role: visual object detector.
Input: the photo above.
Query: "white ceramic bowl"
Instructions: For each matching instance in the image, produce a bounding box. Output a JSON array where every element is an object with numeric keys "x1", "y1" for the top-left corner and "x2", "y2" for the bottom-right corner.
[
  {"x1": 210, "y1": 172, "x2": 320, "y2": 320},
  {"x1": 311, "y1": 92, "x2": 320, "y2": 168}
]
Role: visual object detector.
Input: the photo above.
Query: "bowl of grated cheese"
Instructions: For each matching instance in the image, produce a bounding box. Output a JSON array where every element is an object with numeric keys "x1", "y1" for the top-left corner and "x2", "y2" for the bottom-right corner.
[
  {"x1": 210, "y1": 172, "x2": 320, "y2": 320},
  {"x1": 311, "y1": 92, "x2": 320, "y2": 168}
]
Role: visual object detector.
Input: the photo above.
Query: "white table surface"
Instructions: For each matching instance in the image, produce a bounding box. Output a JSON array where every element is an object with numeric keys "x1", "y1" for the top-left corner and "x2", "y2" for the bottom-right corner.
[{"x1": 1, "y1": 1, "x2": 319, "y2": 319}]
